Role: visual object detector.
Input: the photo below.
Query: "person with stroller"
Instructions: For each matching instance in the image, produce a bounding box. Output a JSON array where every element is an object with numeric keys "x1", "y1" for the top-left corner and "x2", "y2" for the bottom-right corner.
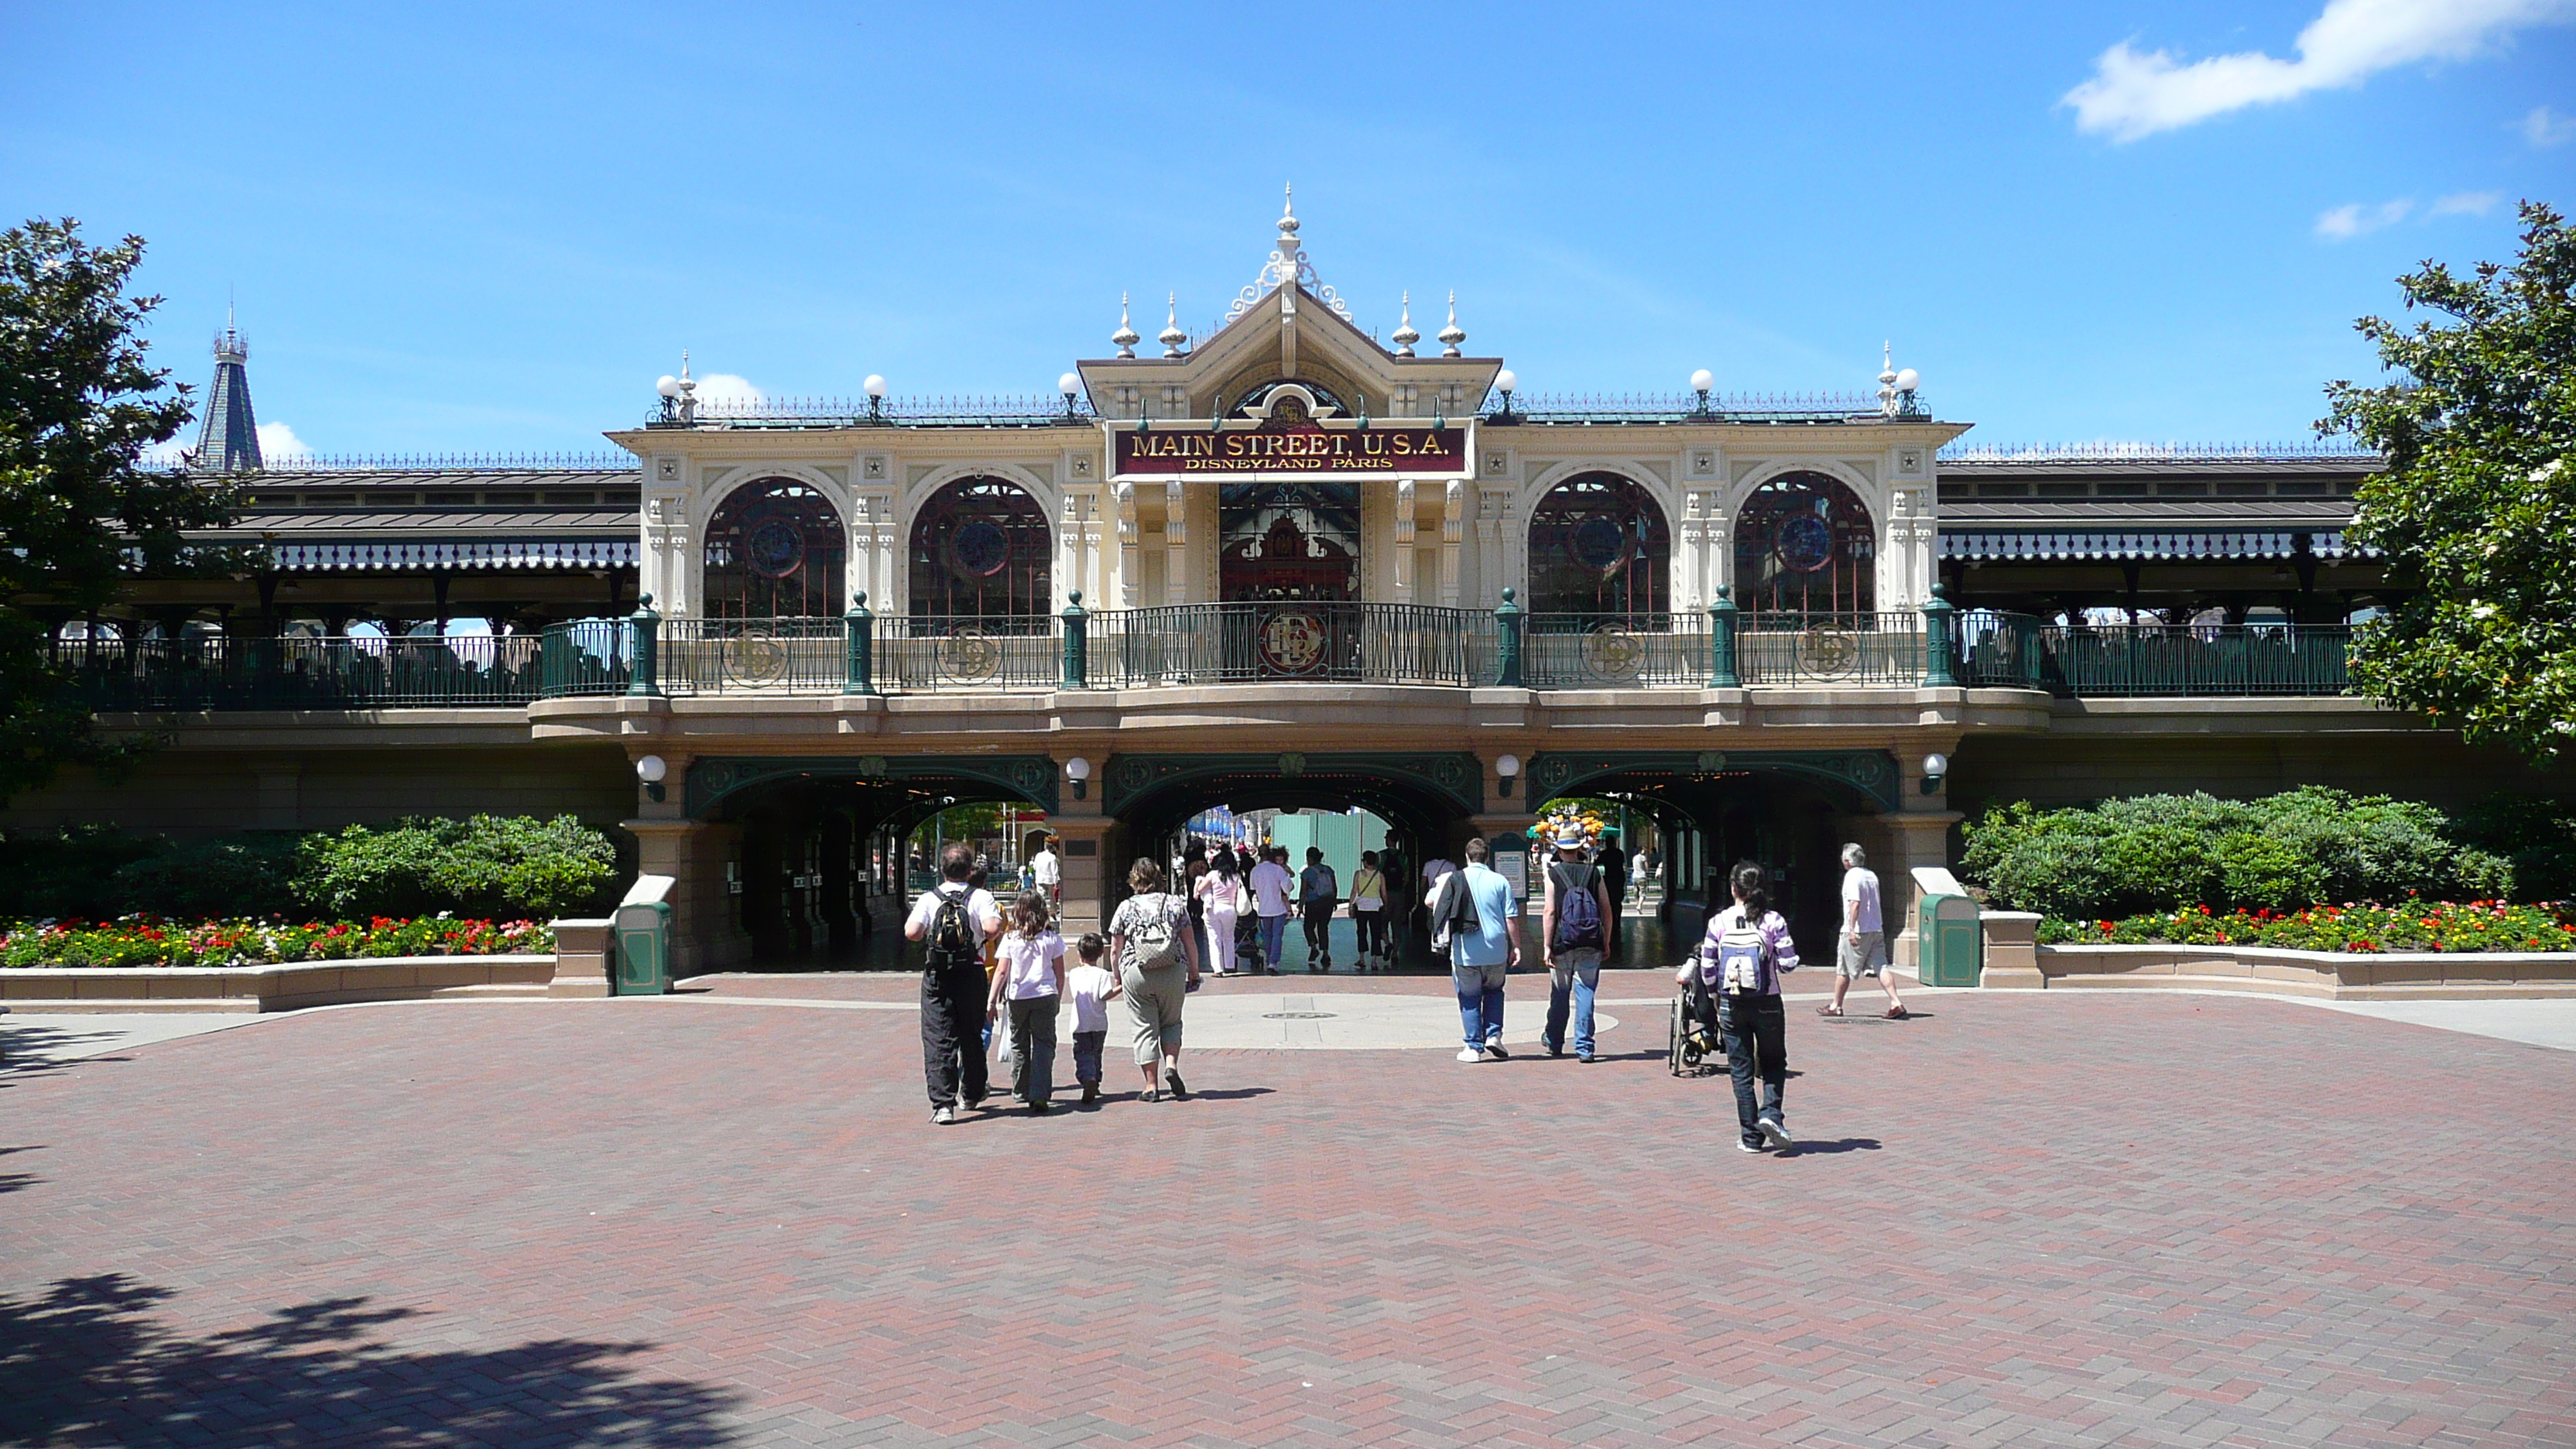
[{"x1": 1680, "y1": 861, "x2": 1801, "y2": 1153}]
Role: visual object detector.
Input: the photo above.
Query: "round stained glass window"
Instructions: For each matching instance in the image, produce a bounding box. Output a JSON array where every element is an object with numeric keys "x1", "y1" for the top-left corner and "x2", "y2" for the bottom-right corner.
[
  {"x1": 948, "y1": 519, "x2": 1010, "y2": 579},
  {"x1": 1569, "y1": 516, "x2": 1629, "y2": 571},
  {"x1": 1774, "y1": 512, "x2": 1835, "y2": 573},
  {"x1": 746, "y1": 517, "x2": 807, "y2": 578}
]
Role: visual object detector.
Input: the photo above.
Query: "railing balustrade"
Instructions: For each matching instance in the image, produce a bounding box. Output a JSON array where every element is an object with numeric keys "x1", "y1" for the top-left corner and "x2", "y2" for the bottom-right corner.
[{"x1": 56, "y1": 608, "x2": 2360, "y2": 708}]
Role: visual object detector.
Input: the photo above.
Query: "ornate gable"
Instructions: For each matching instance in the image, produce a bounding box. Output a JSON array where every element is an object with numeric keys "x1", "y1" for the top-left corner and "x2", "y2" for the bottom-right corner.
[{"x1": 1076, "y1": 189, "x2": 1501, "y2": 423}]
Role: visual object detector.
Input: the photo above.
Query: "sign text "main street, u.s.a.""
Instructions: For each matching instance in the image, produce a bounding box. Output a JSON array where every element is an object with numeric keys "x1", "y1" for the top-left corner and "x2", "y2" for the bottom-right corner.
[{"x1": 1112, "y1": 424, "x2": 1469, "y2": 479}]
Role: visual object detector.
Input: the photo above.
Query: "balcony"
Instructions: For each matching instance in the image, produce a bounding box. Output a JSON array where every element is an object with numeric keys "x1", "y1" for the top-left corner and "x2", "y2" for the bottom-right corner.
[{"x1": 52, "y1": 606, "x2": 2359, "y2": 711}]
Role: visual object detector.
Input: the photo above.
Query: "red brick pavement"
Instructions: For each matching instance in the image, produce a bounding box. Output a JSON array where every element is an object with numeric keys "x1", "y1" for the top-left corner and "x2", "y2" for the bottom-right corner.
[{"x1": 2, "y1": 990, "x2": 2571, "y2": 1447}]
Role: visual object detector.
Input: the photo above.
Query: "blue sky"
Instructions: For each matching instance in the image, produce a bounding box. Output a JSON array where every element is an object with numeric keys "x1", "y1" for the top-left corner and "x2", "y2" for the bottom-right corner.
[{"x1": 3, "y1": 2, "x2": 2571, "y2": 459}]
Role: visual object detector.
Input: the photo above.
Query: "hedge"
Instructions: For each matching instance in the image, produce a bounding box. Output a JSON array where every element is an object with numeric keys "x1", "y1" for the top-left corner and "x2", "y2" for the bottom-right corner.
[
  {"x1": 0, "y1": 815, "x2": 622, "y2": 923},
  {"x1": 1959, "y1": 787, "x2": 2529, "y2": 920}
]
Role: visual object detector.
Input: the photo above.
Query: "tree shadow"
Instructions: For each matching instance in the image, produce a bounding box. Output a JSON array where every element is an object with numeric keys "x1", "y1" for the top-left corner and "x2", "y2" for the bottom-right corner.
[{"x1": 0, "y1": 1273, "x2": 745, "y2": 1447}]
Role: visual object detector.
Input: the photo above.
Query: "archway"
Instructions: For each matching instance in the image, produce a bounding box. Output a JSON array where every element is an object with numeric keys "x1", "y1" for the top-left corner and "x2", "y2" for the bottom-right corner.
[
  {"x1": 1733, "y1": 471, "x2": 1875, "y2": 621},
  {"x1": 704, "y1": 478, "x2": 846, "y2": 618},
  {"x1": 1526, "y1": 472, "x2": 1670, "y2": 618},
  {"x1": 908, "y1": 477, "x2": 1052, "y2": 622}
]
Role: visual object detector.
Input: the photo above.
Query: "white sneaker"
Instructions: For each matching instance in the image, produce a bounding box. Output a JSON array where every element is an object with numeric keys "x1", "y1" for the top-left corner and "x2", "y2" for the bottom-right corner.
[{"x1": 1456, "y1": 1047, "x2": 1487, "y2": 1063}]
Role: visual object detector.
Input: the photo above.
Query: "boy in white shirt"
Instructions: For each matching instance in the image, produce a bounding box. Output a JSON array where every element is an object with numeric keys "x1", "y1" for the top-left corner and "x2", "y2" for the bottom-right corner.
[{"x1": 1065, "y1": 931, "x2": 1120, "y2": 1105}]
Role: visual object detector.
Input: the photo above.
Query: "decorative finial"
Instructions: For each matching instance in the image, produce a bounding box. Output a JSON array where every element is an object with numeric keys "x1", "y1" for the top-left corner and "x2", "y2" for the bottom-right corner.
[
  {"x1": 1390, "y1": 292, "x2": 1419, "y2": 358},
  {"x1": 1112, "y1": 291, "x2": 1139, "y2": 358},
  {"x1": 1437, "y1": 291, "x2": 1465, "y2": 357},
  {"x1": 1159, "y1": 293, "x2": 1187, "y2": 358}
]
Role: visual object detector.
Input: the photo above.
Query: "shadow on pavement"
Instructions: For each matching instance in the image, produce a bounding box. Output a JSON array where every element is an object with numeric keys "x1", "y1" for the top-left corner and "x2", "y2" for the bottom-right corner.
[{"x1": 0, "y1": 1274, "x2": 745, "y2": 1447}]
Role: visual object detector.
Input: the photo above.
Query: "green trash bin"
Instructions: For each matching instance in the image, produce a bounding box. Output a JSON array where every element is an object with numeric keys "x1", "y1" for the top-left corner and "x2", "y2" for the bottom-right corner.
[
  {"x1": 1911, "y1": 866, "x2": 1982, "y2": 988},
  {"x1": 613, "y1": 874, "x2": 676, "y2": 995}
]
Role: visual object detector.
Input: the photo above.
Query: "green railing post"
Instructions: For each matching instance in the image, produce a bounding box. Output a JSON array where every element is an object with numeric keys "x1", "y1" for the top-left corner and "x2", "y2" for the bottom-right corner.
[
  {"x1": 1495, "y1": 587, "x2": 1524, "y2": 687},
  {"x1": 1708, "y1": 585, "x2": 1741, "y2": 688},
  {"x1": 628, "y1": 593, "x2": 663, "y2": 697},
  {"x1": 1060, "y1": 589, "x2": 1088, "y2": 689},
  {"x1": 843, "y1": 590, "x2": 875, "y2": 694},
  {"x1": 1920, "y1": 584, "x2": 1958, "y2": 688}
]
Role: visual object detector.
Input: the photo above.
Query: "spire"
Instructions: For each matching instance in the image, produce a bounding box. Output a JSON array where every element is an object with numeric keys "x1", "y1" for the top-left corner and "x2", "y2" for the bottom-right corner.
[
  {"x1": 194, "y1": 310, "x2": 262, "y2": 472},
  {"x1": 1112, "y1": 292, "x2": 1140, "y2": 358}
]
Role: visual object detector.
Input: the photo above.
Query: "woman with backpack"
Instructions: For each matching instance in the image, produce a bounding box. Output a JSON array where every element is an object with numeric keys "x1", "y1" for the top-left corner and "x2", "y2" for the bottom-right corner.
[
  {"x1": 1681, "y1": 861, "x2": 1801, "y2": 1154},
  {"x1": 1108, "y1": 857, "x2": 1202, "y2": 1102}
]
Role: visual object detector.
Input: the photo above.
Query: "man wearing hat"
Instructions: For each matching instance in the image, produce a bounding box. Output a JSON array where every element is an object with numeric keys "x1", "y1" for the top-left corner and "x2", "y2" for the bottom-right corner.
[{"x1": 1539, "y1": 816, "x2": 1614, "y2": 1062}]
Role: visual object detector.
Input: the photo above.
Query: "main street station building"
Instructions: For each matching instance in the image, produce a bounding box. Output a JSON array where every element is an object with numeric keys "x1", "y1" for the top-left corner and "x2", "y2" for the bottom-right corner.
[{"x1": 17, "y1": 201, "x2": 2557, "y2": 974}]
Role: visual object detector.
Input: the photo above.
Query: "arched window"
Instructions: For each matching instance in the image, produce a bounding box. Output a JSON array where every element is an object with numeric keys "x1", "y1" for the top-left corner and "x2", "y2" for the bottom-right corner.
[
  {"x1": 704, "y1": 478, "x2": 846, "y2": 618},
  {"x1": 1733, "y1": 471, "x2": 1875, "y2": 618},
  {"x1": 1526, "y1": 472, "x2": 1670, "y2": 617},
  {"x1": 909, "y1": 477, "x2": 1051, "y2": 620}
]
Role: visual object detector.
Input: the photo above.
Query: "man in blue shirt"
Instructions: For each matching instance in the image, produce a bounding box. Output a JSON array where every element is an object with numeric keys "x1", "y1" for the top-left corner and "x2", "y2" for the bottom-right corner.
[{"x1": 1440, "y1": 837, "x2": 1523, "y2": 1062}]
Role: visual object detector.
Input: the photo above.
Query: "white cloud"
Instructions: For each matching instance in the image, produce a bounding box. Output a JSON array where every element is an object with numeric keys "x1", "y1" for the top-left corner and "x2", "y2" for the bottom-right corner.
[
  {"x1": 2430, "y1": 190, "x2": 2505, "y2": 215},
  {"x1": 2065, "y1": 0, "x2": 2576, "y2": 142},
  {"x1": 256, "y1": 421, "x2": 309, "y2": 460},
  {"x1": 2523, "y1": 104, "x2": 2576, "y2": 145},
  {"x1": 2316, "y1": 198, "x2": 2414, "y2": 239},
  {"x1": 693, "y1": 373, "x2": 763, "y2": 410}
]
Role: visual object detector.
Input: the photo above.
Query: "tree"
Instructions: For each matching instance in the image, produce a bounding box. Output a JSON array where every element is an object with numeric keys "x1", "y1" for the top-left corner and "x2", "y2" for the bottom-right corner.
[
  {"x1": 0, "y1": 218, "x2": 243, "y2": 804},
  {"x1": 2324, "y1": 200, "x2": 2576, "y2": 762}
]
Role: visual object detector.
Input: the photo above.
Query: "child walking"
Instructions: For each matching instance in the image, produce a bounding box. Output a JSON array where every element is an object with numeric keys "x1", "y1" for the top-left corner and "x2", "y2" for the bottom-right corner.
[
  {"x1": 1681, "y1": 860, "x2": 1802, "y2": 1155},
  {"x1": 1066, "y1": 932, "x2": 1119, "y2": 1105},
  {"x1": 987, "y1": 889, "x2": 1067, "y2": 1114}
]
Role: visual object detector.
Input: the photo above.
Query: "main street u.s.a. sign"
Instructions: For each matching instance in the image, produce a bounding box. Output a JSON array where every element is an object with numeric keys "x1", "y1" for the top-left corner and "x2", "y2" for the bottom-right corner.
[{"x1": 1112, "y1": 423, "x2": 1469, "y2": 480}]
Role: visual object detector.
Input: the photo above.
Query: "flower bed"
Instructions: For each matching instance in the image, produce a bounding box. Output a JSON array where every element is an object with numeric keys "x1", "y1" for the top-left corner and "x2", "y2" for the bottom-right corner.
[
  {"x1": 2039, "y1": 900, "x2": 2576, "y2": 954},
  {"x1": 1, "y1": 916, "x2": 554, "y2": 969}
]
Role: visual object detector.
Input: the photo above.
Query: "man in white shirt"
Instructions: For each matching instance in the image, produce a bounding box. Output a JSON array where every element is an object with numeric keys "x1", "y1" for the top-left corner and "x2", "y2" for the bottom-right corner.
[
  {"x1": 905, "y1": 841, "x2": 1003, "y2": 1123},
  {"x1": 1825, "y1": 843, "x2": 1907, "y2": 1020},
  {"x1": 1249, "y1": 845, "x2": 1295, "y2": 975},
  {"x1": 1031, "y1": 838, "x2": 1061, "y2": 906}
]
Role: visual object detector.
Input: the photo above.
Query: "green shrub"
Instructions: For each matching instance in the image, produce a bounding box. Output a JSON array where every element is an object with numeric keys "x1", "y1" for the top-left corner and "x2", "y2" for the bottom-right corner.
[
  {"x1": 293, "y1": 814, "x2": 618, "y2": 920},
  {"x1": 1961, "y1": 788, "x2": 2523, "y2": 918}
]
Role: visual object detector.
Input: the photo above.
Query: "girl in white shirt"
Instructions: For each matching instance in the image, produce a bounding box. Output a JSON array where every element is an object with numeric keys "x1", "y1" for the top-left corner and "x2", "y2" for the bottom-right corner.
[{"x1": 985, "y1": 889, "x2": 1067, "y2": 1114}]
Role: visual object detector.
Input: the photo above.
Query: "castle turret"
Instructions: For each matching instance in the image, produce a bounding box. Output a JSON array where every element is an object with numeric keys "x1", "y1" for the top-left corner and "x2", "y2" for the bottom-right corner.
[{"x1": 194, "y1": 313, "x2": 262, "y2": 472}]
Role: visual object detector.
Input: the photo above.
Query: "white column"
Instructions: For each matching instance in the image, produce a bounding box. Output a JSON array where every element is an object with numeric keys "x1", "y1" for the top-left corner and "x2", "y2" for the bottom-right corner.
[{"x1": 1163, "y1": 479, "x2": 1187, "y2": 605}]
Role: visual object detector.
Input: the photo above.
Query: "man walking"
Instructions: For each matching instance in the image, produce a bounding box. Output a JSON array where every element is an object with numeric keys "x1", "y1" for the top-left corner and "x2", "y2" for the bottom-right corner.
[
  {"x1": 1540, "y1": 824, "x2": 1612, "y2": 1062},
  {"x1": 1031, "y1": 835, "x2": 1060, "y2": 907},
  {"x1": 1824, "y1": 843, "x2": 1908, "y2": 1019},
  {"x1": 1298, "y1": 845, "x2": 1339, "y2": 971},
  {"x1": 905, "y1": 841, "x2": 1002, "y2": 1125},
  {"x1": 1249, "y1": 844, "x2": 1294, "y2": 975},
  {"x1": 1438, "y1": 838, "x2": 1522, "y2": 1062}
]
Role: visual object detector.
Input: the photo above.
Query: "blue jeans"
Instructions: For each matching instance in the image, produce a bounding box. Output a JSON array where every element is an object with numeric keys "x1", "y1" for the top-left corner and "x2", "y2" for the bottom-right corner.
[
  {"x1": 1544, "y1": 951, "x2": 1602, "y2": 1055},
  {"x1": 1451, "y1": 959, "x2": 1507, "y2": 1048},
  {"x1": 1258, "y1": 913, "x2": 1289, "y2": 969}
]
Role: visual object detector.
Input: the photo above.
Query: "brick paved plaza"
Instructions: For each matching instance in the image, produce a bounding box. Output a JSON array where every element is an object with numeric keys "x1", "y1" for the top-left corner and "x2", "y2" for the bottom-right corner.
[{"x1": 3, "y1": 981, "x2": 2572, "y2": 1447}]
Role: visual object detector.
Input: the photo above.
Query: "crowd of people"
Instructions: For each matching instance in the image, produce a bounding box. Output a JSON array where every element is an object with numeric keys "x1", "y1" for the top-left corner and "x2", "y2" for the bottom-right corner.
[{"x1": 906, "y1": 824, "x2": 1904, "y2": 1157}]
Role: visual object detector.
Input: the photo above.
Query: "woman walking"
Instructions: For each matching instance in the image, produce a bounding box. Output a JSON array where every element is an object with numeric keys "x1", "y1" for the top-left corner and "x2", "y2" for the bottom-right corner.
[
  {"x1": 1351, "y1": 851, "x2": 1389, "y2": 970},
  {"x1": 1108, "y1": 858, "x2": 1201, "y2": 1101},
  {"x1": 1195, "y1": 849, "x2": 1244, "y2": 977}
]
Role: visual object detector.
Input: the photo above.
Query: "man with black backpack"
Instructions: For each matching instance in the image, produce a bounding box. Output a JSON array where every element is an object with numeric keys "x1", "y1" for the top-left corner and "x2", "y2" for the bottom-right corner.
[
  {"x1": 906, "y1": 841, "x2": 1002, "y2": 1125},
  {"x1": 1540, "y1": 823, "x2": 1613, "y2": 1063}
]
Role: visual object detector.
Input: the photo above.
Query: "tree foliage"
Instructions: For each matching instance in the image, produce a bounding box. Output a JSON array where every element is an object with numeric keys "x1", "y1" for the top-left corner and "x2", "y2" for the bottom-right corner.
[
  {"x1": 0, "y1": 218, "x2": 244, "y2": 805},
  {"x1": 2324, "y1": 201, "x2": 2576, "y2": 761}
]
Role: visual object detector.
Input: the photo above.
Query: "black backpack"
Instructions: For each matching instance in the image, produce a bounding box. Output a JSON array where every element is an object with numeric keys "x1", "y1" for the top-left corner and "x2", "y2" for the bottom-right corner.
[
  {"x1": 1551, "y1": 862, "x2": 1604, "y2": 952},
  {"x1": 925, "y1": 886, "x2": 978, "y2": 970}
]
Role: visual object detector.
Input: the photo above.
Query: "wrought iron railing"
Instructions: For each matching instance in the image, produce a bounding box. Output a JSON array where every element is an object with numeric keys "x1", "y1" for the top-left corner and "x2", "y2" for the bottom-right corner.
[
  {"x1": 54, "y1": 633, "x2": 545, "y2": 710},
  {"x1": 1736, "y1": 613, "x2": 1927, "y2": 686},
  {"x1": 2026, "y1": 623, "x2": 2354, "y2": 697},
  {"x1": 59, "y1": 605, "x2": 2362, "y2": 708}
]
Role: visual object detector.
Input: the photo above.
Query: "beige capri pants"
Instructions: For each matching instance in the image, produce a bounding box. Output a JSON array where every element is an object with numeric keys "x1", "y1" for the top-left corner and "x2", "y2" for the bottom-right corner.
[{"x1": 1123, "y1": 961, "x2": 1187, "y2": 1065}]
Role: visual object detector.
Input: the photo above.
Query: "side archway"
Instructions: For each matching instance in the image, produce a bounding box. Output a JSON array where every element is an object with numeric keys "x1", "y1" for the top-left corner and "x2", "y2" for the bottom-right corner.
[
  {"x1": 1732, "y1": 470, "x2": 1875, "y2": 619},
  {"x1": 704, "y1": 476, "x2": 847, "y2": 618},
  {"x1": 908, "y1": 476, "x2": 1053, "y2": 621},
  {"x1": 1526, "y1": 471, "x2": 1670, "y2": 617}
]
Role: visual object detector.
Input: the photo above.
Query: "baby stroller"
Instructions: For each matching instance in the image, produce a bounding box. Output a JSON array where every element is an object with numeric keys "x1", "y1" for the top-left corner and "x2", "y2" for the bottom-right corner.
[{"x1": 1667, "y1": 968, "x2": 1725, "y2": 1077}]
